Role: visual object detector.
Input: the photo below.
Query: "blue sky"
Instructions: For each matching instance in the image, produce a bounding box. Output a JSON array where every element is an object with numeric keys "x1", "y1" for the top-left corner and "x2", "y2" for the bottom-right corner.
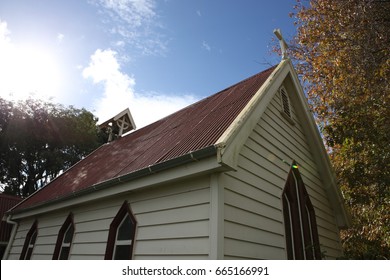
[{"x1": 0, "y1": 0, "x2": 297, "y2": 128}]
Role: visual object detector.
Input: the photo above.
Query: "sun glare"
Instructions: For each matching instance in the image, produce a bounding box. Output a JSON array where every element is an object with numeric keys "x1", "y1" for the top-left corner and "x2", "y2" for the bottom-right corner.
[{"x1": 0, "y1": 44, "x2": 62, "y2": 101}]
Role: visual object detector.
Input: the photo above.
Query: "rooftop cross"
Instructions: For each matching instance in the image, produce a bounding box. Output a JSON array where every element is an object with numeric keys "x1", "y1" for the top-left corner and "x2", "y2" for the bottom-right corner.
[{"x1": 273, "y1": 29, "x2": 289, "y2": 60}]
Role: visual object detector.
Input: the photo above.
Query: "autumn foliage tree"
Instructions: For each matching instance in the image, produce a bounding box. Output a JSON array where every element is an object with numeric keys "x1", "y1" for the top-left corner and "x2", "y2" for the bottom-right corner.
[
  {"x1": 0, "y1": 98, "x2": 107, "y2": 197},
  {"x1": 285, "y1": 0, "x2": 389, "y2": 259}
]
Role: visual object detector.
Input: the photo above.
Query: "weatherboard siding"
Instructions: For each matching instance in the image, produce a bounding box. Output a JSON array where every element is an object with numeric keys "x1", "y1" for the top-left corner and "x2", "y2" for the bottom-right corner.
[
  {"x1": 4, "y1": 63, "x2": 347, "y2": 261},
  {"x1": 222, "y1": 88, "x2": 343, "y2": 259},
  {"x1": 7, "y1": 218, "x2": 35, "y2": 259},
  {"x1": 7, "y1": 176, "x2": 211, "y2": 260},
  {"x1": 131, "y1": 177, "x2": 211, "y2": 259}
]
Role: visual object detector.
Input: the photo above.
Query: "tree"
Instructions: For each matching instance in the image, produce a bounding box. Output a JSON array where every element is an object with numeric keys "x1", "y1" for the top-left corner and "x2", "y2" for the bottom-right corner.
[
  {"x1": 285, "y1": 0, "x2": 389, "y2": 259},
  {"x1": 0, "y1": 98, "x2": 107, "y2": 197}
]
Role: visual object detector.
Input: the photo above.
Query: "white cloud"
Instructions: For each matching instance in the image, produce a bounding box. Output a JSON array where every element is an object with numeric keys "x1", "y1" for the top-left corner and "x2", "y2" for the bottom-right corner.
[
  {"x1": 92, "y1": 0, "x2": 167, "y2": 55},
  {"x1": 0, "y1": 20, "x2": 13, "y2": 97},
  {"x1": 0, "y1": 20, "x2": 11, "y2": 46},
  {"x1": 202, "y1": 40, "x2": 211, "y2": 51},
  {"x1": 57, "y1": 33, "x2": 65, "y2": 43},
  {"x1": 115, "y1": 40, "x2": 125, "y2": 47},
  {"x1": 99, "y1": 0, "x2": 156, "y2": 27},
  {"x1": 83, "y1": 49, "x2": 197, "y2": 128}
]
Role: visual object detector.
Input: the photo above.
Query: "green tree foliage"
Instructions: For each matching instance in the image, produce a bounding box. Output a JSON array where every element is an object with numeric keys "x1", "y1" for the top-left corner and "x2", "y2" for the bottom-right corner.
[
  {"x1": 0, "y1": 98, "x2": 107, "y2": 197},
  {"x1": 286, "y1": 0, "x2": 389, "y2": 259}
]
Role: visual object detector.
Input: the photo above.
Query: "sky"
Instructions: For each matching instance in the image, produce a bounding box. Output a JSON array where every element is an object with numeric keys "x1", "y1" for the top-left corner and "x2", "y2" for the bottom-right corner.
[{"x1": 0, "y1": 0, "x2": 297, "y2": 128}]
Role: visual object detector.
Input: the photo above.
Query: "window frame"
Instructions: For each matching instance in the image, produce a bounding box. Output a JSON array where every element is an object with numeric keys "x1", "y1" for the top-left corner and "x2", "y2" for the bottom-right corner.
[
  {"x1": 20, "y1": 220, "x2": 38, "y2": 260},
  {"x1": 53, "y1": 213, "x2": 75, "y2": 260},
  {"x1": 105, "y1": 201, "x2": 137, "y2": 260},
  {"x1": 282, "y1": 161, "x2": 321, "y2": 259}
]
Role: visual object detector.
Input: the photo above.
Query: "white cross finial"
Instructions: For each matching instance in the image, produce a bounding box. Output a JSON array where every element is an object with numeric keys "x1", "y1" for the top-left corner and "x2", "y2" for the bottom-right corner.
[{"x1": 273, "y1": 29, "x2": 288, "y2": 60}]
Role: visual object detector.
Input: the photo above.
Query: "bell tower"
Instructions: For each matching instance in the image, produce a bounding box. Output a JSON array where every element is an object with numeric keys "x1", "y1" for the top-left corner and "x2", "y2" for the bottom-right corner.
[{"x1": 99, "y1": 108, "x2": 136, "y2": 142}]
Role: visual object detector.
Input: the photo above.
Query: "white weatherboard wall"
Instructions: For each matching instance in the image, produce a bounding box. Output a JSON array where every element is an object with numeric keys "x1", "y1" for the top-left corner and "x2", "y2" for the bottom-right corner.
[
  {"x1": 221, "y1": 83, "x2": 343, "y2": 260},
  {"x1": 131, "y1": 176, "x2": 210, "y2": 259},
  {"x1": 7, "y1": 176, "x2": 212, "y2": 260}
]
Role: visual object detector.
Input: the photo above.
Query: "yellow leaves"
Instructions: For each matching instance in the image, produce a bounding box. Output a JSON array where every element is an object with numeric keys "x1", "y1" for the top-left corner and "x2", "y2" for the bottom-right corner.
[{"x1": 286, "y1": 0, "x2": 390, "y2": 259}]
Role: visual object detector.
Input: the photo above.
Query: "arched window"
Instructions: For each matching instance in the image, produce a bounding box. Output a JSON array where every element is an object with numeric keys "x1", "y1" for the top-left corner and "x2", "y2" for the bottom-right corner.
[
  {"x1": 105, "y1": 201, "x2": 137, "y2": 260},
  {"x1": 20, "y1": 220, "x2": 38, "y2": 260},
  {"x1": 282, "y1": 161, "x2": 321, "y2": 259},
  {"x1": 53, "y1": 213, "x2": 75, "y2": 260}
]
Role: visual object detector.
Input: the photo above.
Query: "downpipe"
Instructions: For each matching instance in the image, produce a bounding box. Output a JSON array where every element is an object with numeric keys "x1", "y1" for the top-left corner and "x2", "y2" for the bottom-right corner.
[{"x1": 2, "y1": 214, "x2": 19, "y2": 260}]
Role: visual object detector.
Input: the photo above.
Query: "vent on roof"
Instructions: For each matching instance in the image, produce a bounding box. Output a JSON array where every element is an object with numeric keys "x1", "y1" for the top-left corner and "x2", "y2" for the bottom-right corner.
[
  {"x1": 99, "y1": 108, "x2": 136, "y2": 142},
  {"x1": 279, "y1": 87, "x2": 294, "y2": 125}
]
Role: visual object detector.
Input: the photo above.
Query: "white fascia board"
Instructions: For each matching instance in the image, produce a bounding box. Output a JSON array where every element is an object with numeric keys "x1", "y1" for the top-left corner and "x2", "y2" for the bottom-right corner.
[
  {"x1": 215, "y1": 59, "x2": 350, "y2": 228},
  {"x1": 216, "y1": 60, "x2": 290, "y2": 168},
  {"x1": 10, "y1": 156, "x2": 227, "y2": 220},
  {"x1": 285, "y1": 60, "x2": 351, "y2": 228}
]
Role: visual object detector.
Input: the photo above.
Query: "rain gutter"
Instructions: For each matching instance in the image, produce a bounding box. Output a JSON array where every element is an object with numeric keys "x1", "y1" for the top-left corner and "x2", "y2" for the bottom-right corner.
[{"x1": 9, "y1": 145, "x2": 219, "y2": 216}]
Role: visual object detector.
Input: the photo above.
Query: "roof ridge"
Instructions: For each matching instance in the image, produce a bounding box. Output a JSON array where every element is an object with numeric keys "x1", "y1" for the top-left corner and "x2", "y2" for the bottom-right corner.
[
  {"x1": 211, "y1": 66, "x2": 277, "y2": 96},
  {"x1": 115, "y1": 67, "x2": 278, "y2": 171},
  {"x1": 11, "y1": 64, "x2": 278, "y2": 212},
  {"x1": 125, "y1": 66, "x2": 278, "y2": 138}
]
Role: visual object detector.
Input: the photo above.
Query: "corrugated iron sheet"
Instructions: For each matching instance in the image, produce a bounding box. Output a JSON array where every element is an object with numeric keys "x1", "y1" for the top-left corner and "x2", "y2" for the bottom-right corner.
[{"x1": 13, "y1": 66, "x2": 276, "y2": 211}]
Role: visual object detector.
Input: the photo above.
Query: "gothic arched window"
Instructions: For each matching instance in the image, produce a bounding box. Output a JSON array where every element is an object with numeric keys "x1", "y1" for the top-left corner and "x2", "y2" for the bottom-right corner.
[
  {"x1": 105, "y1": 201, "x2": 137, "y2": 260},
  {"x1": 282, "y1": 161, "x2": 321, "y2": 259},
  {"x1": 53, "y1": 213, "x2": 75, "y2": 260}
]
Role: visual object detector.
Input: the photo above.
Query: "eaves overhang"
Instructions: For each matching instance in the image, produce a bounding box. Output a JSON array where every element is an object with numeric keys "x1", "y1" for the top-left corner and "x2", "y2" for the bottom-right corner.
[{"x1": 7, "y1": 145, "x2": 224, "y2": 218}]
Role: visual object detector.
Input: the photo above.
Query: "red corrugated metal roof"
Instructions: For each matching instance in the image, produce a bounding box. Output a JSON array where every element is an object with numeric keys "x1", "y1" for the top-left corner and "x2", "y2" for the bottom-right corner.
[{"x1": 12, "y1": 66, "x2": 276, "y2": 212}]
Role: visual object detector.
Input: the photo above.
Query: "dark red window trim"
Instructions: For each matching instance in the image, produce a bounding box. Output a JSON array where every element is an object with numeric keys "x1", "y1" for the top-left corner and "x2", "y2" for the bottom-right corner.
[
  {"x1": 20, "y1": 220, "x2": 38, "y2": 260},
  {"x1": 282, "y1": 161, "x2": 321, "y2": 259},
  {"x1": 53, "y1": 213, "x2": 74, "y2": 260},
  {"x1": 104, "y1": 201, "x2": 137, "y2": 260}
]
